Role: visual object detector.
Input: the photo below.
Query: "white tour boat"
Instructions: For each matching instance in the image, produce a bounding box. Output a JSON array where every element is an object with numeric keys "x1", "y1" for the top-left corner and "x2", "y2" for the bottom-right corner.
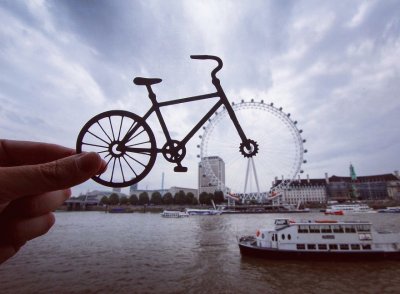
[
  {"x1": 325, "y1": 203, "x2": 374, "y2": 214},
  {"x1": 238, "y1": 218, "x2": 400, "y2": 261},
  {"x1": 184, "y1": 208, "x2": 222, "y2": 215},
  {"x1": 161, "y1": 210, "x2": 189, "y2": 218}
]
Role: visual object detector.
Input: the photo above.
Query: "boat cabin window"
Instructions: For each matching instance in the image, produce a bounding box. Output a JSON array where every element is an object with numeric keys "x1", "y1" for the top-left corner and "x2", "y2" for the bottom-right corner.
[
  {"x1": 288, "y1": 234, "x2": 291, "y2": 240},
  {"x1": 340, "y1": 244, "x2": 349, "y2": 250},
  {"x1": 351, "y1": 244, "x2": 361, "y2": 250},
  {"x1": 307, "y1": 244, "x2": 316, "y2": 250},
  {"x1": 344, "y1": 225, "x2": 356, "y2": 233},
  {"x1": 281, "y1": 234, "x2": 285, "y2": 240},
  {"x1": 309, "y1": 225, "x2": 320, "y2": 233},
  {"x1": 362, "y1": 244, "x2": 371, "y2": 250},
  {"x1": 318, "y1": 244, "x2": 327, "y2": 250},
  {"x1": 320, "y1": 225, "x2": 332, "y2": 233},
  {"x1": 297, "y1": 244, "x2": 306, "y2": 250},
  {"x1": 356, "y1": 224, "x2": 371, "y2": 232},
  {"x1": 298, "y1": 225, "x2": 309, "y2": 233},
  {"x1": 275, "y1": 219, "x2": 290, "y2": 226},
  {"x1": 329, "y1": 244, "x2": 338, "y2": 250},
  {"x1": 333, "y1": 225, "x2": 344, "y2": 233}
]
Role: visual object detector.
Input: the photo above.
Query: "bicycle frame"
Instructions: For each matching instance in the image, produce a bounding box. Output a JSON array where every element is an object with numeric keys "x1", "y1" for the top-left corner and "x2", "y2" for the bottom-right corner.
[{"x1": 121, "y1": 56, "x2": 248, "y2": 155}]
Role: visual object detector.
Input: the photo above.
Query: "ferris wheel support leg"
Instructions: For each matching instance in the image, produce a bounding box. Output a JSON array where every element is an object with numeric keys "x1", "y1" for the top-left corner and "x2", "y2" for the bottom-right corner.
[
  {"x1": 243, "y1": 158, "x2": 251, "y2": 199},
  {"x1": 250, "y1": 157, "x2": 261, "y2": 202}
]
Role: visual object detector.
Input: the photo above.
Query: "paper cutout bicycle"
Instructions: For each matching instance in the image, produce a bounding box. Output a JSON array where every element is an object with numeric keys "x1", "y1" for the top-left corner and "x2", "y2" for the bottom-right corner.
[{"x1": 76, "y1": 55, "x2": 258, "y2": 188}]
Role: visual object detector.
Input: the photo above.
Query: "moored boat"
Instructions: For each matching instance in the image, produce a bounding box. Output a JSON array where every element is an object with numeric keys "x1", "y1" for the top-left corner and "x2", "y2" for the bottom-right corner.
[
  {"x1": 238, "y1": 218, "x2": 400, "y2": 261},
  {"x1": 161, "y1": 210, "x2": 189, "y2": 218},
  {"x1": 378, "y1": 207, "x2": 400, "y2": 213},
  {"x1": 326, "y1": 203, "x2": 374, "y2": 214},
  {"x1": 185, "y1": 208, "x2": 222, "y2": 215}
]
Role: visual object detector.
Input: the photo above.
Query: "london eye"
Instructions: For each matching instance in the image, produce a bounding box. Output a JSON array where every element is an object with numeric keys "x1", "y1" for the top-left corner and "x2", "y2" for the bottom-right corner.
[{"x1": 199, "y1": 100, "x2": 306, "y2": 202}]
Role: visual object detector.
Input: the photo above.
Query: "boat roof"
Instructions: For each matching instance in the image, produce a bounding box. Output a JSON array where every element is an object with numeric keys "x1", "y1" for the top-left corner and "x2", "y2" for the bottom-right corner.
[{"x1": 275, "y1": 218, "x2": 370, "y2": 225}]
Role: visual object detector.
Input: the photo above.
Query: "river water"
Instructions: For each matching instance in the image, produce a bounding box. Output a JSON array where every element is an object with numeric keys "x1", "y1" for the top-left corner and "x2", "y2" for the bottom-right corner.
[{"x1": 1, "y1": 212, "x2": 400, "y2": 293}]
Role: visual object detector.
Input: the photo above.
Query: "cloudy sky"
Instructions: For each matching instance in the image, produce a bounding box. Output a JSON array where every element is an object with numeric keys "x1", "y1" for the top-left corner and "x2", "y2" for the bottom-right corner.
[{"x1": 1, "y1": 0, "x2": 399, "y2": 195}]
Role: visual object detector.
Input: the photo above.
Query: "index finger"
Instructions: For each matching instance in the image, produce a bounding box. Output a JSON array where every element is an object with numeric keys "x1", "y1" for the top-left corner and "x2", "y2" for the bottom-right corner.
[
  {"x1": 0, "y1": 140, "x2": 75, "y2": 167},
  {"x1": 0, "y1": 152, "x2": 106, "y2": 202}
]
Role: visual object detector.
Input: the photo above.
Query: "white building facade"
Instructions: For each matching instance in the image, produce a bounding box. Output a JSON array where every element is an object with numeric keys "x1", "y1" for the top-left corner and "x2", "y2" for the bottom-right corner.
[{"x1": 198, "y1": 156, "x2": 225, "y2": 195}]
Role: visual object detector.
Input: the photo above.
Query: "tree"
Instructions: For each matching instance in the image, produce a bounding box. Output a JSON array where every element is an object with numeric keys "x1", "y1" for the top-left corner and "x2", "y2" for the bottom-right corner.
[
  {"x1": 186, "y1": 192, "x2": 195, "y2": 205},
  {"x1": 192, "y1": 196, "x2": 199, "y2": 205},
  {"x1": 213, "y1": 190, "x2": 225, "y2": 204},
  {"x1": 99, "y1": 195, "x2": 109, "y2": 205},
  {"x1": 199, "y1": 192, "x2": 210, "y2": 205},
  {"x1": 109, "y1": 193, "x2": 119, "y2": 205},
  {"x1": 150, "y1": 191, "x2": 162, "y2": 205},
  {"x1": 174, "y1": 190, "x2": 186, "y2": 205},
  {"x1": 120, "y1": 196, "x2": 128, "y2": 205},
  {"x1": 129, "y1": 194, "x2": 139, "y2": 205},
  {"x1": 162, "y1": 192, "x2": 173, "y2": 205},
  {"x1": 139, "y1": 192, "x2": 149, "y2": 205}
]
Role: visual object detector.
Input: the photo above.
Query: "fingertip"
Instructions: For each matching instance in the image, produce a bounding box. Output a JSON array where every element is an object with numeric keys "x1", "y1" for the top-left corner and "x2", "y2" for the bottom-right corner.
[
  {"x1": 47, "y1": 212, "x2": 56, "y2": 229},
  {"x1": 76, "y1": 152, "x2": 103, "y2": 174},
  {"x1": 64, "y1": 188, "x2": 72, "y2": 199}
]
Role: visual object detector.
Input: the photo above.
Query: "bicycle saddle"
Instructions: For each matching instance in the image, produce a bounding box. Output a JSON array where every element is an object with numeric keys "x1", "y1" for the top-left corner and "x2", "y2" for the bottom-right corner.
[{"x1": 133, "y1": 77, "x2": 162, "y2": 86}]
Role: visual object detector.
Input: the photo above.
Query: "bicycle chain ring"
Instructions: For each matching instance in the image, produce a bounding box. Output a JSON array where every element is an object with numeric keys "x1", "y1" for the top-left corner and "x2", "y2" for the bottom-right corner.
[
  {"x1": 239, "y1": 139, "x2": 259, "y2": 158},
  {"x1": 162, "y1": 140, "x2": 186, "y2": 163}
]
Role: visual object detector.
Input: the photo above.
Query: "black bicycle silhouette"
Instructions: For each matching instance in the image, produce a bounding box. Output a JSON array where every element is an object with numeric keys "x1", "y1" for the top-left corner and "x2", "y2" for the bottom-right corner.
[{"x1": 76, "y1": 55, "x2": 258, "y2": 188}]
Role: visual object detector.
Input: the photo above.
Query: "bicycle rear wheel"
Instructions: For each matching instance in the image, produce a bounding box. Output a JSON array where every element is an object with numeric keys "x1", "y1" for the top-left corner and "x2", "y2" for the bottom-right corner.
[{"x1": 76, "y1": 110, "x2": 157, "y2": 187}]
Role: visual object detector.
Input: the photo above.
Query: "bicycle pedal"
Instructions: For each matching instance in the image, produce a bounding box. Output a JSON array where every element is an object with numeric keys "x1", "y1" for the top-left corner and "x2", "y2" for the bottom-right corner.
[{"x1": 174, "y1": 166, "x2": 188, "y2": 172}]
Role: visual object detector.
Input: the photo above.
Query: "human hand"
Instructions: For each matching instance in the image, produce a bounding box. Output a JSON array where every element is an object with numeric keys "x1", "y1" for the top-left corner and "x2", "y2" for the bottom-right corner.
[{"x1": 0, "y1": 140, "x2": 107, "y2": 264}]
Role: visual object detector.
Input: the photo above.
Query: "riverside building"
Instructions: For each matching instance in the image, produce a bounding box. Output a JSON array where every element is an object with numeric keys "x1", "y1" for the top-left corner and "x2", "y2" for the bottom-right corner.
[{"x1": 198, "y1": 156, "x2": 225, "y2": 195}]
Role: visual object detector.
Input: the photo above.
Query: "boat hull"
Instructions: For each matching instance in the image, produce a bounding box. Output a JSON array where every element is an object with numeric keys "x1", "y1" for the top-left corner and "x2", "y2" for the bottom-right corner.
[{"x1": 238, "y1": 241, "x2": 400, "y2": 261}]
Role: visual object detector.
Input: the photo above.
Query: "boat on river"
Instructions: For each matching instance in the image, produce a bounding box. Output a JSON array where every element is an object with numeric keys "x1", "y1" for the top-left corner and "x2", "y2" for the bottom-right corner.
[
  {"x1": 185, "y1": 208, "x2": 222, "y2": 215},
  {"x1": 238, "y1": 218, "x2": 400, "y2": 261},
  {"x1": 325, "y1": 203, "x2": 374, "y2": 214},
  {"x1": 378, "y1": 207, "x2": 400, "y2": 213},
  {"x1": 161, "y1": 210, "x2": 189, "y2": 218}
]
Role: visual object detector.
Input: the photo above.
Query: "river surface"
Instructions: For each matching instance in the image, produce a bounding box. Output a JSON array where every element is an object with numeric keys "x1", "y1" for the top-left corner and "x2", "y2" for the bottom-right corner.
[{"x1": 1, "y1": 212, "x2": 400, "y2": 293}]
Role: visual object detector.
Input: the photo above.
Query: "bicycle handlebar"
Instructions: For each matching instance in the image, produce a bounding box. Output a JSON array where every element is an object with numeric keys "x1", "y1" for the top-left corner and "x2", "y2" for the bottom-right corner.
[{"x1": 190, "y1": 55, "x2": 223, "y2": 80}]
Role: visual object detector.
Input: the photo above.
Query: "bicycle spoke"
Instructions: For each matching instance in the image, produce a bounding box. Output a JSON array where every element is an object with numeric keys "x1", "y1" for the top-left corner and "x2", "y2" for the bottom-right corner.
[
  {"x1": 96, "y1": 121, "x2": 113, "y2": 143},
  {"x1": 108, "y1": 116, "x2": 116, "y2": 141},
  {"x1": 128, "y1": 128, "x2": 145, "y2": 142},
  {"x1": 125, "y1": 152, "x2": 147, "y2": 167},
  {"x1": 98, "y1": 150, "x2": 109, "y2": 154},
  {"x1": 126, "y1": 121, "x2": 137, "y2": 135},
  {"x1": 125, "y1": 147, "x2": 152, "y2": 155},
  {"x1": 110, "y1": 157, "x2": 117, "y2": 182},
  {"x1": 117, "y1": 116, "x2": 124, "y2": 141},
  {"x1": 122, "y1": 155, "x2": 138, "y2": 177},
  {"x1": 87, "y1": 130, "x2": 111, "y2": 145},
  {"x1": 118, "y1": 157, "x2": 125, "y2": 182},
  {"x1": 127, "y1": 140, "x2": 151, "y2": 147},
  {"x1": 82, "y1": 142, "x2": 109, "y2": 149}
]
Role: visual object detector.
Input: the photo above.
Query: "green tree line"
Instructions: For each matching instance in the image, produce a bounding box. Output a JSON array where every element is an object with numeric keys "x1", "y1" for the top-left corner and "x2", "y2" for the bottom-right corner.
[{"x1": 99, "y1": 190, "x2": 225, "y2": 206}]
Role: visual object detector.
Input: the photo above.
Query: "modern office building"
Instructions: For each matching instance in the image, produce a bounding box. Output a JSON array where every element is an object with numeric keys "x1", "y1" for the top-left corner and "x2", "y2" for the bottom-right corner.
[{"x1": 198, "y1": 156, "x2": 225, "y2": 195}]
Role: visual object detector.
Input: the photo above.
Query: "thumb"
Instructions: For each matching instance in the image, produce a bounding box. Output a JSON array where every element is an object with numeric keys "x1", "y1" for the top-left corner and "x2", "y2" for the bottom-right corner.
[{"x1": 0, "y1": 152, "x2": 107, "y2": 202}]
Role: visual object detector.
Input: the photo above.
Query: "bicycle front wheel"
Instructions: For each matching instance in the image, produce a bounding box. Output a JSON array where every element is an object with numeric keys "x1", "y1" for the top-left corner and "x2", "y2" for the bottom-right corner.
[{"x1": 76, "y1": 110, "x2": 157, "y2": 188}]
